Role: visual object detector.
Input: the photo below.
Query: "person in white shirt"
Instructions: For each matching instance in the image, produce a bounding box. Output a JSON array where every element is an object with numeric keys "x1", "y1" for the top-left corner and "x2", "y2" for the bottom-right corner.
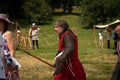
[
  {"x1": 29, "y1": 23, "x2": 40, "y2": 49},
  {"x1": 98, "y1": 30, "x2": 104, "y2": 48}
]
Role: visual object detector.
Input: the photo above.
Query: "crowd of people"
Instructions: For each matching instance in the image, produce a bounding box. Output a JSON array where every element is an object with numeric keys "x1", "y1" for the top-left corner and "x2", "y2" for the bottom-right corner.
[
  {"x1": 97, "y1": 24, "x2": 120, "y2": 80},
  {"x1": 98, "y1": 27, "x2": 119, "y2": 49},
  {"x1": 0, "y1": 13, "x2": 86, "y2": 80},
  {"x1": 0, "y1": 13, "x2": 120, "y2": 80}
]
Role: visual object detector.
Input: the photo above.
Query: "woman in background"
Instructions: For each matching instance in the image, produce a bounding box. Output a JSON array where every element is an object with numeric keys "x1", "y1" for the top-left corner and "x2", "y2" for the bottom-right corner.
[{"x1": 29, "y1": 23, "x2": 40, "y2": 49}]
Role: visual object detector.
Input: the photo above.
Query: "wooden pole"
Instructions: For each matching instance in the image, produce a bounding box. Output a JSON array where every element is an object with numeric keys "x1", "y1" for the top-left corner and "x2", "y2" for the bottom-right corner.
[
  {"x1": 21, "y1": 49, "x2": 54, "y2": 67},
  {"x1": 93, "y1": 25, "x2": 97, "y2": 48}
]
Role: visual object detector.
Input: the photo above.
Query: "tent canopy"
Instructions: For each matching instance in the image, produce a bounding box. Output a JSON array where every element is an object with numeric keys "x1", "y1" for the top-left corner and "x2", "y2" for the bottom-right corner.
[
  {"x1": 109, "y1": 19, "x2": 120, "y2": 26},
  {"x1": 95, "y1": 24, "x2": 109, "y2": 28},
  {"x1": 93, "y1": 19, "x2": 120, "y2": 47},
  {"x1": 94, "y1": 19, "x2": 120, "y2": 29}
]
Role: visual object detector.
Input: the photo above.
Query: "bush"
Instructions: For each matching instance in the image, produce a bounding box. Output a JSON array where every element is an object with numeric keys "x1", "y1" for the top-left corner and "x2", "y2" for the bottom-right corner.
[{"x1": 22, "y1": 0, "x2": 52, "y2": 23}]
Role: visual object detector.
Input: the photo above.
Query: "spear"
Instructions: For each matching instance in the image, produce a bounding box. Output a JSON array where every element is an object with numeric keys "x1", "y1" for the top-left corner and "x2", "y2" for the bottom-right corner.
[{"x1": 21, "y1": 49, "x2": 54, "y2": 67}]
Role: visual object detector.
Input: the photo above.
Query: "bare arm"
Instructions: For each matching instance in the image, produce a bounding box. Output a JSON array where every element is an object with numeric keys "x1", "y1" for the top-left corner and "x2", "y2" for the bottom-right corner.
[{"x1": 5, "y1": 31, "x2": 15, "y2": 57}]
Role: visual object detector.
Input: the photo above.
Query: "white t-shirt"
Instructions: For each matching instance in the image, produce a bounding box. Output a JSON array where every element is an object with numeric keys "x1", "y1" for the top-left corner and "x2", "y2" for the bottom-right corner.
[
  {"x1": 98, "y1": 32, "x2": 103, "y2": 40},
  {"x1": 29, "y1": 28, "x2": 40, "y2": 40}
]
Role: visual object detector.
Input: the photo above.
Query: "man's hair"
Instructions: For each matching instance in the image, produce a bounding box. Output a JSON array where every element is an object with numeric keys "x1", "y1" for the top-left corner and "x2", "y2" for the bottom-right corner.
[{"x1": 56, "y1": 20, "x2": 69, "y2": 32}]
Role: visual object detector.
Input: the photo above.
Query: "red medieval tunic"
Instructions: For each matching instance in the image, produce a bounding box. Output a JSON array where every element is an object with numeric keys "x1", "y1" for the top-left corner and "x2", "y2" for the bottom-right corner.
[{"x1": 54, "y1": 31, "x2": 86, "y2": 80}]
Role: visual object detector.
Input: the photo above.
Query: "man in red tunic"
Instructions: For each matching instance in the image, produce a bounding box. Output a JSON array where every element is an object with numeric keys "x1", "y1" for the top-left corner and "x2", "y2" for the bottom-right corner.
[{"x1": 53, "y1": 20, "x2": 86, "y2": 80}]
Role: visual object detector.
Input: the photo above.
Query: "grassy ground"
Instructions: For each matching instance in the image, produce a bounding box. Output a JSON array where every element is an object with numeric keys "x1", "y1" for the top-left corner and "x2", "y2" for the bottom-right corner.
[{"x1": 15, "y1": 9, "x2": 117, "y2": 80}]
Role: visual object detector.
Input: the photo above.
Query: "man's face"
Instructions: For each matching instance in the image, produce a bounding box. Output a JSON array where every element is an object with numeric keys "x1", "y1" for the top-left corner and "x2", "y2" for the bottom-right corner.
[
  {"x1": 54, "y1": 25, "x2": 63, "y2": 35},
  {"x1": 115, "y1": 26, "x2": 120, "y2": 36}
]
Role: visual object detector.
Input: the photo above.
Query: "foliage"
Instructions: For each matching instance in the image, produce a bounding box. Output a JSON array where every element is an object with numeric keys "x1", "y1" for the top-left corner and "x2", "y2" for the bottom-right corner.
[
  {"x1": 46, "y1": 0, "x2": 79, "y2": 13},
  {"x1": 45, "y1": 0, "x2": 62, "y2": 10},
  {"x1": 22, "y1": 0, "x2": 51, "y2": 23},
  {"x1": 0, "y1": 0, "x2": 81, "y2": 23},
  {"x1": 104, "y1": 0, "x2": 120, "y2": 19},
  {"x1": 80, "y1": 0, "x2": 120, "y2": 28},
  {"x1": 0, "y1": 0, "x2": 24, "y2": 18}
]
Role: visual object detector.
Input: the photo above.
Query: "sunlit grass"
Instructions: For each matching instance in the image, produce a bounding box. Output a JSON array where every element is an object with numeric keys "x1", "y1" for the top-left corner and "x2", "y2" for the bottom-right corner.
[{"x1": 16, "y1": 8, "x2": 117, "y2": 80}]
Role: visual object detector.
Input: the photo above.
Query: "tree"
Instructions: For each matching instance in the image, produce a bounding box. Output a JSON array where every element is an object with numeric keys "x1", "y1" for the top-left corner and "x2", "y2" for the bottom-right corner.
[
  {"x1": 104, "y1": 0, "x2": 120, "y2": 19},
  {"x1": 45, "y1": 0, "x2": 62, "y2": 11},
  {"x1": 46, "y1": 0, "x2": 75, "y2": 13},
  {"x1": 22, "y1": 0, "x2": 51, "y2": 23},
  {"x1": 0, "y1": 0, "x2": 24, "y2": 18},
  {"x1": 80, "y1": 0, "x2": 120, "y2": 28},
  {"x1": 62, "y1": 0, "x2": 73, "y2": 13}
]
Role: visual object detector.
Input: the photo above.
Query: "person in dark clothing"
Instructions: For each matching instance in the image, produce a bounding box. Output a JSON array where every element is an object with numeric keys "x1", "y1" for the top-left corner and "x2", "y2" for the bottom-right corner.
[
  {"x1": 111, "y1": 24, "x2": 120, "y2": 80},
  {"x1": 53, "y1": 20, "x2": 86, "y2": 80},
  {"x1": 113, "y1": 30, "x2": 118, "y2": 49},
  {"x1": 106, "y1": 27, "x2": 111, "y2": 48}
]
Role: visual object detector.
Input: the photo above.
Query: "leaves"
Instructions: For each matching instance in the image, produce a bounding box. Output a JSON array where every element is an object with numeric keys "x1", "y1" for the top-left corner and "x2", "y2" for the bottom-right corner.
[
  {"x1": 22, "y1": 0, "x2": 51, "y2": 23},
  {"x1": 80, "y1": 0, "x2": 120, "y2": 28}
]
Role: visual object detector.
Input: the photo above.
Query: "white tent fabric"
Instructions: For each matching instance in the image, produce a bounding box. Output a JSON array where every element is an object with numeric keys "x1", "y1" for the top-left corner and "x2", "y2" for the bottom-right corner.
[
  {"x1": 95, "y1": 24, "x2": 109, "y2": 28},
  {"x1": 108, "y1": 19, "x2": 120, "y2": 26},
  {"x1": 93, "y1": 19, "x2": 120, "y2": 47},
  {"x1": 95, "y1": 19, "x2": 120, "y2": 28}
]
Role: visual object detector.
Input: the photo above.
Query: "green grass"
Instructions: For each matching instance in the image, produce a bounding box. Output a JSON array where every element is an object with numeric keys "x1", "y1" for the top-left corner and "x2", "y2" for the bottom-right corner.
[{"x1": 15, "y1": 10, "x2": 117, "y2": 80}]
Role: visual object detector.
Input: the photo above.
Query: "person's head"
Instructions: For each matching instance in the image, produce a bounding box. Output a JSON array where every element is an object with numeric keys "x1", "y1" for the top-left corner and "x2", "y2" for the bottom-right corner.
[
  {"x1": 54, "y1": 20, "x2": 69, "y2": 35},
  {"x1": 0, "y1": 14, "x2": 12, "y2": 33},
  {"x1": 115, "y1": 24, "x2": 120, "y2": 36},
  {"x1": 32, "y1": 23, "x2": 35, "y2": 26},
  {"x1": 31, "y1": 23, "x2": 37, "y2": 30},
  {"x1": 17, "y1": 30, "x2": 21, "y2": 34}
]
